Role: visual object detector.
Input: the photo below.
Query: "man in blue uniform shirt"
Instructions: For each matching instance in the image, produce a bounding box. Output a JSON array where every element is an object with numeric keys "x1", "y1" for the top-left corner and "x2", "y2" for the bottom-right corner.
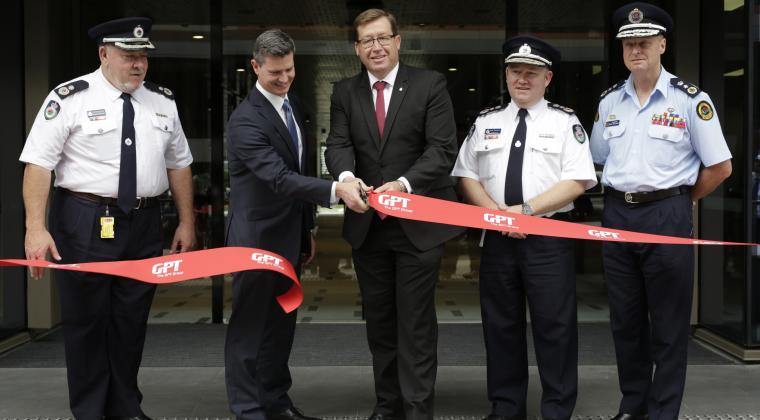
[{"x1": 590, "y1": 3, "x2": 732, "y2": 420}]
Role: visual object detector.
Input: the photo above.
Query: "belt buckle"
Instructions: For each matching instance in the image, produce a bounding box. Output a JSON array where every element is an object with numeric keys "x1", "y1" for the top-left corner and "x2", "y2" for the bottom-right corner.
[
  {"x1": 624, "y1": 192, "x2": 638, "y2": 204},
  {"x1": 134, "y1": 197, "x2": 145, "y2": 210}
]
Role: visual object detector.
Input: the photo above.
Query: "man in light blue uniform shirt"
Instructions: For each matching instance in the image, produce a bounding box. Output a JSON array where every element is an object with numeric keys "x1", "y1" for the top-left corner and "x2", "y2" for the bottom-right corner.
[{"x1": 590, "y1": 3, "x2": 732, "y2": 420}]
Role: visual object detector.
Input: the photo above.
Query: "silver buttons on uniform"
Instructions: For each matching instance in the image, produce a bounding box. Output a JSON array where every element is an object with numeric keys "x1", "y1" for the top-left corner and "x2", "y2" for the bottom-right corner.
[{"x1": 125, "y1": 138, "x2": 133, "y2": 146}]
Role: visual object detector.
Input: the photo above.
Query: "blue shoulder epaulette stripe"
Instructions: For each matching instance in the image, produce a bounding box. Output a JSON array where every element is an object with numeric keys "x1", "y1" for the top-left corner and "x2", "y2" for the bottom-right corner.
[
  {"x1": 600, "y1": 80, "x2": 625, "y2": 99},
  {"x1": 670, "y1": 78, "x2": 701, "y2": 98},
  {"x1": 477, "y1": 104, "x2": 506, "y2": 117},
  {"x1": 143, "y1": 81, "x2": 175, "y2": 100},
  {"x1": 548, "y1": 102, "x2": 575, "y2": 115},
  {"x1": 55, "y1": 80, "x2": 89, "y2": 100}
]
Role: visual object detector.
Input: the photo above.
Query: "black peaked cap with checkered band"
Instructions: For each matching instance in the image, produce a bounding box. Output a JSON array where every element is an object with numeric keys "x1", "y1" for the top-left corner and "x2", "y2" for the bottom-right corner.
[
  {"x1": 613, "y1": 2, "x2": 673, "y2": 39},
  {"x1": 88, "y1": 17, "x2": 155, "y2": 50},
  {"x1": 502, "y1": 35, "x2": 560, "y2": 68}
]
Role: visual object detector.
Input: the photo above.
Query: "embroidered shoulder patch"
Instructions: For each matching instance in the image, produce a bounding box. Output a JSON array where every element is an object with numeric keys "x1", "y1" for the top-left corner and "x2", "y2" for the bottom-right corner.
[
  {"x1": 44, "y1": 100, "x2": 61, "y2": 120},
  {"x1": 143, "y1": 81, "x2": 175, "y2": 100},
  {"x1": 55, "y1": 80, "x2": 89, "y2": 100},
  {"x1": 697, "y1": 100, "x2": 714, "y2": 121},
  {"x1": 572, "y1": 124, "x2": 586, "y2": 143}
]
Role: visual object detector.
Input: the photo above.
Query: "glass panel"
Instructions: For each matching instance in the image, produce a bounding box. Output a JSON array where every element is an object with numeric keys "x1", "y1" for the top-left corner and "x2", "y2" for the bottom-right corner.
[
  {"x1": 698, "y1": 0, "x2": 748, "y2": 344},
  {"x1": 751, "y1": 0, "x2": 760, "y2": 345}
]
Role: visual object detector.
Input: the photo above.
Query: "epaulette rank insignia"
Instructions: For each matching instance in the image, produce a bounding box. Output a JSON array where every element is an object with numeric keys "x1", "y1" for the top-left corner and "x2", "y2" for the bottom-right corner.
[
  {"x1": 55, "y1": 80, "x2": 89, "y2": 100},
  {"x1": 144, "y1": 81, "x2": 175, "y2": 100},
  {"x1": 478, "y1": 104, "x2": 505, "y2": 117},
  {"x1": 548, "y1": 102, "x2": 575, "y2": 115},
  {"x1": 600, "y1": 80, "x2": 625, "y2": 99},
  {"x1": 670, "y1": 78, "x2": 701, "y2": 98}
]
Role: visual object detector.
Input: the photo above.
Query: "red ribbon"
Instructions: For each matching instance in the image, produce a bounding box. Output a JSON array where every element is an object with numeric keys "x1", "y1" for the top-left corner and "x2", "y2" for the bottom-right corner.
[
  {"x1": 1, "y1": 192, "x2": 754, "y2": 314},
  {"x1": 368, "y1": 191, "x2": 756, "y2": 246},
  {"x1": 0, "y1": 247, "x2": 302, "y2": 313}
]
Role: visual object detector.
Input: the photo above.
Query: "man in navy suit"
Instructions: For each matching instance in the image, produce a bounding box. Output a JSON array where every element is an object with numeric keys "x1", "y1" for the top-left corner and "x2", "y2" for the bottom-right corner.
[
  {"x1": 225, "y1": 29, "x2": 369, "y2": 420},
  {"x1": 325, "y1": 9, "x2": 464, "y2": 420}
]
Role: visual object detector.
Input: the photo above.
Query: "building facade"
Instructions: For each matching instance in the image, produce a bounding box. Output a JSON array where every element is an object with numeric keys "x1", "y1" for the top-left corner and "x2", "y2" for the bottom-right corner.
[{"x1": 0, "y1": 0, "x2": 758, "y2": 360}]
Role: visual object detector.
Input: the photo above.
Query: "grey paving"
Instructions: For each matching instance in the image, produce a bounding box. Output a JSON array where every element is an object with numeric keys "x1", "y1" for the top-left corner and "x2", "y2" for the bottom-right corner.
[
  {"x1": 1, "y1": 366, "x2": 759, "y2": 418},
  {"x1": 0, "y1": 324, "x2": 732, "y2": 368}
]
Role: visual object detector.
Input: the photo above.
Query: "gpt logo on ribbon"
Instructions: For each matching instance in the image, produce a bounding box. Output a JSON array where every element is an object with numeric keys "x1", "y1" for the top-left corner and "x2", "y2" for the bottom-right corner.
[
  {"x1": 251, "y1": 252, "x2": 283, "y2": 268},
  {"x1": 378, "y1": 194, "x2": 412, "y2": 213},
  {"x1": 483, "y1": 213, "x2": 516, "y2": 228},
  {"x1": 151, "y1": 259, "x2": 184, "y2": 278},
  {"x1": 587, "y1": 229, "x2": 621, "y2": 240}
]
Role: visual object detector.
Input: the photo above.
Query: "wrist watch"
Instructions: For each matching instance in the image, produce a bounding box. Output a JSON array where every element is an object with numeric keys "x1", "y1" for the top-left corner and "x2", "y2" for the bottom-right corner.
[
  {"x1": 521, "y1": 202, "x2": 534, "y2": 215},
  {"x1": 396, "y1": 180, "x2": 407, "y2": 193}
]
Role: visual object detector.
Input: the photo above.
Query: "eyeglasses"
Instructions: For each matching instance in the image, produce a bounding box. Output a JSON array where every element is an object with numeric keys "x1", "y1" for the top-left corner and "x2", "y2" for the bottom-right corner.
[{"x1": 357, "y1": 34, "x2": 397, "y2": 49}]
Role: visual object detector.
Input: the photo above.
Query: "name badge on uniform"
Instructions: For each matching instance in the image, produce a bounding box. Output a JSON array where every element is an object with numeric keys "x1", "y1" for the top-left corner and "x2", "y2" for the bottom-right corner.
[
  {"x1": 604, "y1": 114, "x2": 619, "y2": 127},
  {"x1": 484, "y1": 128, "x2": 501, "y2": 140},
  {"x1": 87, "y1": 109, "x2": 106, "y2": 121},
  {"x1": 100, "y1": 216, "x2": 115, "y2": 239}
]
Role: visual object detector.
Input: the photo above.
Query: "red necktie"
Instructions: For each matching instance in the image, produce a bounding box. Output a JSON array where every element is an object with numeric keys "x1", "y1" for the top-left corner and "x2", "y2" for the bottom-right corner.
[
  {"x1": 373, "y1": 80, "x2": 387, "y2": 140},
  {"x1": 373, "y1": 80, "x2": 389, "y2": 220}
]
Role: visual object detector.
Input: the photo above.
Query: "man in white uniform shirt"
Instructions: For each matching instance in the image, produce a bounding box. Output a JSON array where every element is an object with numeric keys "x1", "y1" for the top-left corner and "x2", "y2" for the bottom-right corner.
[
  {"x1": 452, "y1": 35, "x2": 597, "y2": 420},
  {"x1": 20, "y1": 17, "x2": 195, "y2": 420}
]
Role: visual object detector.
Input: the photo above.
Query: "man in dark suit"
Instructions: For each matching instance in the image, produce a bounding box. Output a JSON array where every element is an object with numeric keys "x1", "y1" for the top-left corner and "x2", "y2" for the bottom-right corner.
[
  {"x1": 325, "y1": 9, "x2": 464, "y2": 420},
  {"x1": 225, "y1": 29, "x2": 369, "y2": 420}
]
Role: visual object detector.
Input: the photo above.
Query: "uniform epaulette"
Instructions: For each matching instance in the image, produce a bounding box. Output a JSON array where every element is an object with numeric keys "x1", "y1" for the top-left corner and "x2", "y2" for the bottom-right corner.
[
  {"x1": 600, "y1": 80, "x2": 625, "y2": 99},
  {"x1": 547, "y1": 102, "x2": 575, "y2": 115},
  {"x1": 477, "y1": 104, "x2": 506, "y2": 118},
  {"x1": 670, "y1": 78, "x2": 701, "y2": 98},
  {"x1": 143, "y1": 81, "x2": 175, "y2": 100},
  {"x1": 54, "y1": 80, "x2": 89, "y2": 100}
]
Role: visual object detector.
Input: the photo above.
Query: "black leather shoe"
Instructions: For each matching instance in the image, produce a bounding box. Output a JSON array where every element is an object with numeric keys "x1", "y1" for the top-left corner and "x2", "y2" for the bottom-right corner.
[
  {"x1": 105, "y1": 416, "x2": 153, "y2": 420},
  {"x1": 611, "y1": 414, "x2": 648, "y2": 420},
  {"x1": 269, "y1": 406, "x2": 321, "y2": 420},
  {"x1": 482, "y1": 414, "x2": 526, "y2": 420}
]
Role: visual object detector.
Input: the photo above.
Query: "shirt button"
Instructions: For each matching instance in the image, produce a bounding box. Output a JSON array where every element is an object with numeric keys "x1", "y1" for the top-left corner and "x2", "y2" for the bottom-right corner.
[
  {"x1": 98, "y1": 128, "x2": 104, "y2": 134},
  {"x1": 125, "y1": 138, "x2": 133, "y2": 146}
]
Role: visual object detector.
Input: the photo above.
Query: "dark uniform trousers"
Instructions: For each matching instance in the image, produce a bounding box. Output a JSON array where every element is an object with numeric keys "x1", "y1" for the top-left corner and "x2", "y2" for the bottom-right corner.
[
  {"x1": 225, "y1": 269, "x2": 299, "y2": 420},
  {"x1": 601, "y1": 193, "x2": 693, "y2": 420},
  {"x1": 480, "y1": 230, "x2": 578, "y2": 420},
  {"x1": 49, "y1": 189, "x2": 162, "y2": 420},
  {"x1": 352, "y1": 216, "x2": 444, "y2": 420}
]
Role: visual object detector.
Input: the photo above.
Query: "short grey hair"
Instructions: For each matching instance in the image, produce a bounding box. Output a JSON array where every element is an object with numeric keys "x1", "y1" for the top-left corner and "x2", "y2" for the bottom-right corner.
[{"x1": 252, "y1": 29, "x2": 295, "y2": 64}]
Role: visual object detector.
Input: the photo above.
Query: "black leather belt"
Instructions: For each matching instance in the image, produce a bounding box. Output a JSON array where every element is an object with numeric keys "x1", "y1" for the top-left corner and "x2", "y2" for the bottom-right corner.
[
  {"x1": 60, "y1": 188, "x2": 159, "y2": 209},
  {"x1": 606, "y1": 186, "x2": 691, "y2": 204}
]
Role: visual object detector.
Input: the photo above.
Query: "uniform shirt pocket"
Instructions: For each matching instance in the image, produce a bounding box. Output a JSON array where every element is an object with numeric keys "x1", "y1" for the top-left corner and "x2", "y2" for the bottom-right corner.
[
  {"x1": 647, "y1": 124, "x2": 684, "y2": 143},
  {"x1": 646, "y1": 124, "x2": 688, "y2": 168},
  {"x1": 151, "y1": 115, "x2": 175, "y2": 133},
  {"x1": 474, "y1": 139, "x2": 507, "y2": 182},
  {"x1": 79, "y1": 119, "x2": 120, "y2": 160},
  {"x1": 602, "y1": 120, "x2": 626, "y2": 140},
  {"x1": 529, "y1": 137, "x2": 562, "y2": 182},
  {"x1": 150, "y1": 115, "x2": 175, "y2": 152},
  {"x1": 81, "y1": 119, "x2": 118, "y2": 136}
]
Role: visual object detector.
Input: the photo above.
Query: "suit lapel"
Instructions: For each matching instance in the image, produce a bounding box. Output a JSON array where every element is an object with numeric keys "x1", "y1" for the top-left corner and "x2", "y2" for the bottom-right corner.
[
  {"x1": 249, "y1": 88, "x2": 299, "y2": 168},
  {"x1": 380, "y1": 64, "x2": 409, "y2": 154},
  {"x1": 356, "y1": 73, "x2": 382, "y2": 151}
]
